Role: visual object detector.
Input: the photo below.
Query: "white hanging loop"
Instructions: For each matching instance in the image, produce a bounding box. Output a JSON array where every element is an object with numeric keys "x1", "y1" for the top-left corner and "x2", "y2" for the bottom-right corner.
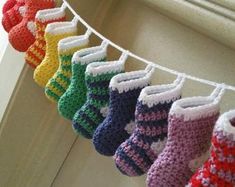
[
  {"x1": 100, "y1": 40, "x2": 109, "y2": 49},
  {"x1": 60, "y1": 2, "x2": 67, "y2": 10},
  {"x1": 209, "y1": 84, "x2": 225, "y2": 102},
  {"x1": 119, "y1": 51, "x2": 129, "y2": 63},
  {"x1": 85, "y1": 28, "x2": 92, "y2": 38},
  {"x1": 71, "y1": 16, "x2": 79, "y2": 26},
  {"x1": 174, "y1": 73, "x2": 186, "y2": 86}
]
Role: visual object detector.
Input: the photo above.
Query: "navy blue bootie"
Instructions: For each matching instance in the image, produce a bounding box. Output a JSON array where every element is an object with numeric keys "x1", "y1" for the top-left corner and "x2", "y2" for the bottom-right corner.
[{"x1": 93, "y1": 65, "x2": 154, "y2": 156}]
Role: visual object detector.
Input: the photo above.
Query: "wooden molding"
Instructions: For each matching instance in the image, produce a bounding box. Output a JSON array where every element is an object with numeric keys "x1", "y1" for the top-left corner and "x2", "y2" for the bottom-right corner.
[{"x1": 140, "y1": 0, "x2": 235, "y2": 49}]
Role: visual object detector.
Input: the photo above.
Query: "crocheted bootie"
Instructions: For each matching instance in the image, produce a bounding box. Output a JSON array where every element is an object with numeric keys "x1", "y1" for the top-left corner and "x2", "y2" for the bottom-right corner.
[
  {"x1": 45, "y1": 32, "x2": 90, "y2": 102},
  {"x1": 147, "y1": 87, "x2": 224, "y2": 187},
  {"x1": 34, "y1": 21, "x2": 78, "y2": 87},
  {"x1": 58, "y1": 42, "x2": 108, "y2": 120},
  {"x1": 187, "y1": 110, "x2": 235, "y2": 187},
  {"x1": 114, "y1": 76, "x2": 185, "y2": 176},
  {"x1": 25, "y1": 7, "x2": 66, "y2": 68},
  {"x1": 93, "y1": 65, "x2": 155, "y2": 156},
  {"x1": 2, "y1": 0, "x2": 16, "y2": 13},
  {"x1": 72, "y1": 59, "x2": 127, "y2": 139},
  {"x1": 2, "y1": 0, "x2": 25, "y2": 32},
  {"x1": 9, "y1": 0, "x2": 55, "y2": 52}
]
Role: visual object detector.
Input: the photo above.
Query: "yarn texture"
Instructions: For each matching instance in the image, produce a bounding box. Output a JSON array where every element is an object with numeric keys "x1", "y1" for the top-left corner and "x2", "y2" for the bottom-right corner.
[
  {"x1": 58, "y1": 43, "x2": 107, "y2": 120},
  {"x1": 2, "y1": 0, "x2": 17, "y2": 14},
  {"x1": 9, "y1": 0, "x2": 56, "y2": 52},
  {"x1": 25, "y1": 7, "x2": 66, "y2": 68},
  {"x1": 2, "y1": 0, "x2": 25, "y2": 32},
  {"x1": 72, "y1": 60, "x2": 125, "y2": 139},
  {"x1": 34, "y1": 21, "x2": 77, "y2": 87},
  {"x1": 45, "y1": 34, "x2": 89, "y2": 102},
  {"x1": 187, "y1": 110, "x2": 235, "y2": 187},
  {"x1": 147, "y1": 87, "x2": 223, "y2": 187},
  {"x1": 93, "y1": 65, "x2": 154, "y2": 156},
  {"x1": 114, "y1": 76, "x2": 184, "y2": 176}
]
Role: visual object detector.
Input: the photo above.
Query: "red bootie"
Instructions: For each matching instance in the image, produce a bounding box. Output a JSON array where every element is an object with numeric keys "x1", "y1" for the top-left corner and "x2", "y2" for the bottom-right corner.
[
  {"x1": 2, "y1": 0, "x2": 25, "y2": 32},
  {"x1": 8, "y1": 0, "x2": 55, "y2": 52},
  {"x1": 2, "y1": 0, "x2": 16, "y2": 14}
]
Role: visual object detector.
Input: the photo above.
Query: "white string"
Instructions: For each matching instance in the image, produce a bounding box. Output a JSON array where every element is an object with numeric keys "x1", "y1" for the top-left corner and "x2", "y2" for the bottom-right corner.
[{"x1": 62, "y1": 0, "x2": 235, "y2": 92}]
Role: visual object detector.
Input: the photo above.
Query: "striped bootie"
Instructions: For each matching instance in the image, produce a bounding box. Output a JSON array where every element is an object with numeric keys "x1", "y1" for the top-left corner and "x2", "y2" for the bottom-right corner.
[
  {"x1": 93, "y1": 65, "x2": 154, "y2": 156},
  {"x1": 187, "y1": 110, "x2": 235, "y2": 187},
  {"x1": 114, "y1": 76, "x2": 184, "y2": 176},
  {"x1": 25, "y1": 7, "x2": 66, "y2": 68},
  {"x1": 2, "y1": 0, "x2": 16, "y2": 13},
  {"x1": 34, "y1": 20, "x2": 77, "y2": 87},
  {"x1": 9, "y1": 0, "x2": 56, "y2": 52},
  {"x1": 72, "y1": 58, "x2": 127, "y2": 139},
  {"x1": 147, "y1": 87, "x2": 224, "y2": 187},
  {"x1": 45, "y1": 33, "x2": 90, "y2": 102},
  {"x1": 58, "y1": 42, "x2": 108, "y2": 120},
  {"x1": 2, "y1": 0, "x2": 25, "y2": 32}
]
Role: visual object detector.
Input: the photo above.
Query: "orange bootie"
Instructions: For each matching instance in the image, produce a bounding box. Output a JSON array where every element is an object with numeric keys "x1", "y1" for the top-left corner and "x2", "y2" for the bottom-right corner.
[
  {"x1": 25, "y1": 7, "x2": 66, "y2": 68},
  {"x1": 2, "y1": 0, "x2": 25, "y2": 32},
  {"x1": 9, "y1": 0, "x2": 55, "y2": 52}
]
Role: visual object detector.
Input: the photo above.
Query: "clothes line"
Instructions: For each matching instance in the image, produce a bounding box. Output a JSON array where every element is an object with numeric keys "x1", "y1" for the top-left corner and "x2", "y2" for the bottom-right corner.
[{"x1": 62, "y1": 0, "x2": 235, "y2": 92}]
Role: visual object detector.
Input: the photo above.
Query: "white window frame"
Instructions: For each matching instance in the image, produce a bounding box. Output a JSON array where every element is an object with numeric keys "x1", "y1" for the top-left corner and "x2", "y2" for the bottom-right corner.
[{"x1": 141, "y1": 0, "x2": 235, "y2": 49}]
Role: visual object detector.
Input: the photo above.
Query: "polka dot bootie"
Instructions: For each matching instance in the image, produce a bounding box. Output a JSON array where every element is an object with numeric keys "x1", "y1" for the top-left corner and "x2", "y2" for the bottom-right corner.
[
  {"x1": 25, "y1": 6, "x2": 66, "y2": 68},
  {"x1": 114, "y1": 76, "x2": 185, "y2": 176},
  {"x1": 8, "y1": 0, "x2": 56, "y2": 52},
  {"x1": 72, "y1": 56, "x2": 127, "y2": 139},
  {"x1": 34, "y1": 20, "x2": 78, "y2": 87},
  {"x1": 2, "y1": 0, "x2": 25, "y2": 32},
  {"x1": 45, "y1": 32, "x2": 90, "y2": 102},
  {"x1": 147, "y1": 86, "x2": 224, "y2": 187},
  {"x1": 58, "y1": 41, "x2": 108, "y2": 120},
  {"x1": 93, "y1": 65, "x2": 155, "y2": 156},
  {"x1": 187, "y1": 110, "x2": 235, "y2": 187}
]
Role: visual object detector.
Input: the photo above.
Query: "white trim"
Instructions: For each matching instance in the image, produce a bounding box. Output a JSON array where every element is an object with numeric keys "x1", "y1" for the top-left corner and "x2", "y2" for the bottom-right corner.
[
  {"x1": 86, "y1": 61, "x2": 125, "y2": 76},
  {"x1": 138, "y1": 76, "x2": 184, "y2": 107},
  {"x1": 170, "y1": 88, "x2": 223, "y2": 121},
  {"x1": 72, "y1": 45, "x2": 107, "y2": 65},
  {"x1": 215, "y1": 110, "x2": 235, "y2": 140},
  {"x1": 45, "y1": 21, "x2": 77, "y2": 35},
  {"x1": 58, "y1": 35, "x2": 89, "y2": 52},
  {"x1": 36, "y1": 7, "x2": 66, "y2": 23},
  {"x1": 109, "y1": 65, "x2": 155, "y2": 93}
]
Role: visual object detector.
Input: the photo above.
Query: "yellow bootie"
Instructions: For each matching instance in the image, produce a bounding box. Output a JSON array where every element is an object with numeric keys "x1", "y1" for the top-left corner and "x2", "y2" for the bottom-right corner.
[
  {"x1": 33, "y1": 20, "x2": 77, "y2": 87},
  {"x1": 45, "y1": 31, "x2": 90, "y2": 102}
]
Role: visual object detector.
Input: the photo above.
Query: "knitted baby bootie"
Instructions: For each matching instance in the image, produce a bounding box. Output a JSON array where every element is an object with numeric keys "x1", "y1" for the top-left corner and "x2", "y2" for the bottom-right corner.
[
  {"x1": 2, "y1": 0, "x2": 16, "y2": 13},
  {"x1": 2, "y1": 0, "x2": 25, "y2": 32},
  {"x1": 147, "y1": 86, "x2": 224, "y2": 187},
  {"x1": 187, "y1": 110, "x2": 235, "y2": 187},
  {"x1": 58, "y1": 42, "x2": 108, "y2": 120},
  {"x1": 114, "y1": 76, "x2": 185, "y2": 176},
  {"x1": 45, "y1": 32, "x2": 90, "y2": 102},
  {"x1": 93, "y1": 65, "x2": 155, "y2": 156},
  {"x1": 72, "y1": 59, "x2": 127, "y2": 139},
  {"x1": 9, "y1": 0, "x2": 55, "y2": 52},
  {"x1": 25, "y1": 7, "x2": 66, "y2": 68},
  {"x1": 34, "y1": 20, "x2": 78, "y2": 87}
]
